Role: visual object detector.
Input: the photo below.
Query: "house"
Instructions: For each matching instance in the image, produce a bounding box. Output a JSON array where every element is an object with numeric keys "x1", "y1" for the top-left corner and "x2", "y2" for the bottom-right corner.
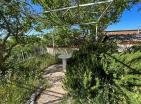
[
  {"x1": 46, "y1": 29, "x2": 141, "y2": 54},
  {"x1": 106, "y1": 29, "x2": 141, "y2": 52}
]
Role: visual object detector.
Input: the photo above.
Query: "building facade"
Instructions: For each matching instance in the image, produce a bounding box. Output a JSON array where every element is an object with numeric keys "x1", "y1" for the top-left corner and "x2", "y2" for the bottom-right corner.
[{"x1": 106, "y1": 29, "x2": 141, "y2": 52}]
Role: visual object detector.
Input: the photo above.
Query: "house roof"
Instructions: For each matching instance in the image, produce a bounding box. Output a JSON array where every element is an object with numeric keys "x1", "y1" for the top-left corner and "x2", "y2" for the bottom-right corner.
[
  {"x1": 105, "y1": 29, "x2": 141, "y2": 45},
  {"x1": 106, "y1": 29, "x2": 139, "y2": 36}
]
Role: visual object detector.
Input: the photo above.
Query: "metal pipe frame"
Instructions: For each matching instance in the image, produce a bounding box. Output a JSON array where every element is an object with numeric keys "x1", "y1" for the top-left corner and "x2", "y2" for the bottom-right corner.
[
  {"x1": 138, "y1": 26, "x2": 141, "y2": 34},
  {"x1": 82, "y1": 0, "x2": 113, "y2": 25},
  {"x1": 45, "y1": 0, "x2": 113, "y2": 13}
]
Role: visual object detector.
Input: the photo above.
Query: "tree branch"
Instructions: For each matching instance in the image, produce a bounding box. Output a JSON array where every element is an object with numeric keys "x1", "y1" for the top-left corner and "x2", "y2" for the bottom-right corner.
[
  {"x1": 0, "y1": 11, "x2": 11, "y2": 46},
  {"x1": 3, "y1": 43, "x2": 17, "y2": 61}
]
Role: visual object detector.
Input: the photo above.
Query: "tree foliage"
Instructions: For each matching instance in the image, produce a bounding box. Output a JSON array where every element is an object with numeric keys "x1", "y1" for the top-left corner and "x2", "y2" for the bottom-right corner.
[
  {"x1": 0, "y1": 0, "x2": 38, "y2": 75},
  {"x1": 32, "y1": 0, "x2": 140, "y2": 32},
  {"x1": 43, "y1": 27, "x2": 85, "y2": 46},
  {"x1": 31, "y1": 0, "x2": 141, "y2": 47}
]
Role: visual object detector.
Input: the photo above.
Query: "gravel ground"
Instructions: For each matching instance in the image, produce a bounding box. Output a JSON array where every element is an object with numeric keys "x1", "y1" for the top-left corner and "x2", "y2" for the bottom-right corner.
[{"x1": 36, "y1": 64, "x2": 67, "y2": 104}]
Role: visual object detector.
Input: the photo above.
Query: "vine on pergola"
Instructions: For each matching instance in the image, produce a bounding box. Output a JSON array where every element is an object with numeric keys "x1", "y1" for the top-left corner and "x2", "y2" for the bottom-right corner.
[{"x1": 33, "y1": 0, "x2": 140, "y2": 37}]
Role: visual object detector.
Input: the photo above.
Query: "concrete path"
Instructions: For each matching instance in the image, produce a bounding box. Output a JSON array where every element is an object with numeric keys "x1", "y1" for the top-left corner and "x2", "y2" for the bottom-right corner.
[{"x1": 36, "y1": 64, "x2": 67, "y2": 104}]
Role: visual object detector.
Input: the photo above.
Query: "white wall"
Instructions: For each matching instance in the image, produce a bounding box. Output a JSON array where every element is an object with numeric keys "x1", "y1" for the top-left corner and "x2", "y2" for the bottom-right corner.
[
  {"x1": 47, "y1": 47, "x2": 79, "y2": 55},
  {"x1": 117, "y1": 44, "x2": 133, "y2": 52}
]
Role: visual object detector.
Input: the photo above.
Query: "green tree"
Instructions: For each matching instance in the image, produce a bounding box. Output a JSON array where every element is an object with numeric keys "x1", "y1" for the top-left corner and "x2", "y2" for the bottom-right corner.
[
  {"x1": 43, "y1": 27, "x2": 83, "y2": 46},
  {"x1": 0, "y1": 0, "x2": 38, "y2": 75}
]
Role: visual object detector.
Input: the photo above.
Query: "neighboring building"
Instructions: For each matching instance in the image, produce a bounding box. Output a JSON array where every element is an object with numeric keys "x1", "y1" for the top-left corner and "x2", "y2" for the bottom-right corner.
[
  {"x1": 106, "y1": 29, "x2": 141, "y2": 41},
  {"x1": 46, "y1": 29, "x2": 141, "y2": 54},
  {"x1": 106, "y1": 29, "x2": 141, "y2": 52}
]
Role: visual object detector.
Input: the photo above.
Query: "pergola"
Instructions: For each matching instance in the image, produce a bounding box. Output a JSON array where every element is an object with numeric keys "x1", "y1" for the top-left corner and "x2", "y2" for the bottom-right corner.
[
  {"x1": 44, "y1": 0, "x2": 113, "y2": 39},
  {"x1": 44, "y1": 0, "x2": 114, "y2": 71},
  {"x1": 45, "y1": 0, "x2": 113, "y2": 13}
]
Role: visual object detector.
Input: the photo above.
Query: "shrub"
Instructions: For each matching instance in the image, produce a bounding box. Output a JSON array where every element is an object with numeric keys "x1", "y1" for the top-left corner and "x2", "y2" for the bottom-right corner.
[
  {"x1": 0, "y1": 53, "x2": 57, "y2": 104},
  {"x1": 64, "y1": 42, "x2": 141, "y2": 104}
]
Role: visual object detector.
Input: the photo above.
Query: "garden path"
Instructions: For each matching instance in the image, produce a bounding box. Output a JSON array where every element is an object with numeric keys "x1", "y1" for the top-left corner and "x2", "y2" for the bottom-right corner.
[{"x1": 36, "y1": 64, "x2": 67, "y2": 104}]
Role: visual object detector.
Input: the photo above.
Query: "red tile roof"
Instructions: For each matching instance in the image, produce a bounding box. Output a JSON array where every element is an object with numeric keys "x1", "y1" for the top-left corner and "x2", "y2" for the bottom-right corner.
[
  {"x1": 106, "y1": 29, "x2": 139, "y2": 36},
  {"x1": 106, "y1": 29, "x2": 141, "y2": 45}
]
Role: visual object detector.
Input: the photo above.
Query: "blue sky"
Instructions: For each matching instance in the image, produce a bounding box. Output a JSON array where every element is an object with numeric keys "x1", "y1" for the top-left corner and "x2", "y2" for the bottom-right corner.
[
  {"x1": 107, "y1": 3, "x2": 141, "y2": 31},
  {"x1": 29, "y1": 1, "x2": 141, "y2": 35}
]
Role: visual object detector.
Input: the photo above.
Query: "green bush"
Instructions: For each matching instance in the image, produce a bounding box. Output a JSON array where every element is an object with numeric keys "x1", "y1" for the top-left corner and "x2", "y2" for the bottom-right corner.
[
  {"x1": 0, "y1": 53, "x2": 57, "y2": 104},
  {"x1": 64, "y1": 42, "x2": 141, "y2": 104},
  {"x1": 127, "y1": 45, "x2": 141, "y2": 52}
]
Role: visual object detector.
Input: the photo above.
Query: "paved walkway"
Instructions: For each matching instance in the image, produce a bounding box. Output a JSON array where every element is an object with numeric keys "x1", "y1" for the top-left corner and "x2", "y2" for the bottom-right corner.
[{"x1": 36, "y1": 64, "x2": 67, "y2": 104}]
